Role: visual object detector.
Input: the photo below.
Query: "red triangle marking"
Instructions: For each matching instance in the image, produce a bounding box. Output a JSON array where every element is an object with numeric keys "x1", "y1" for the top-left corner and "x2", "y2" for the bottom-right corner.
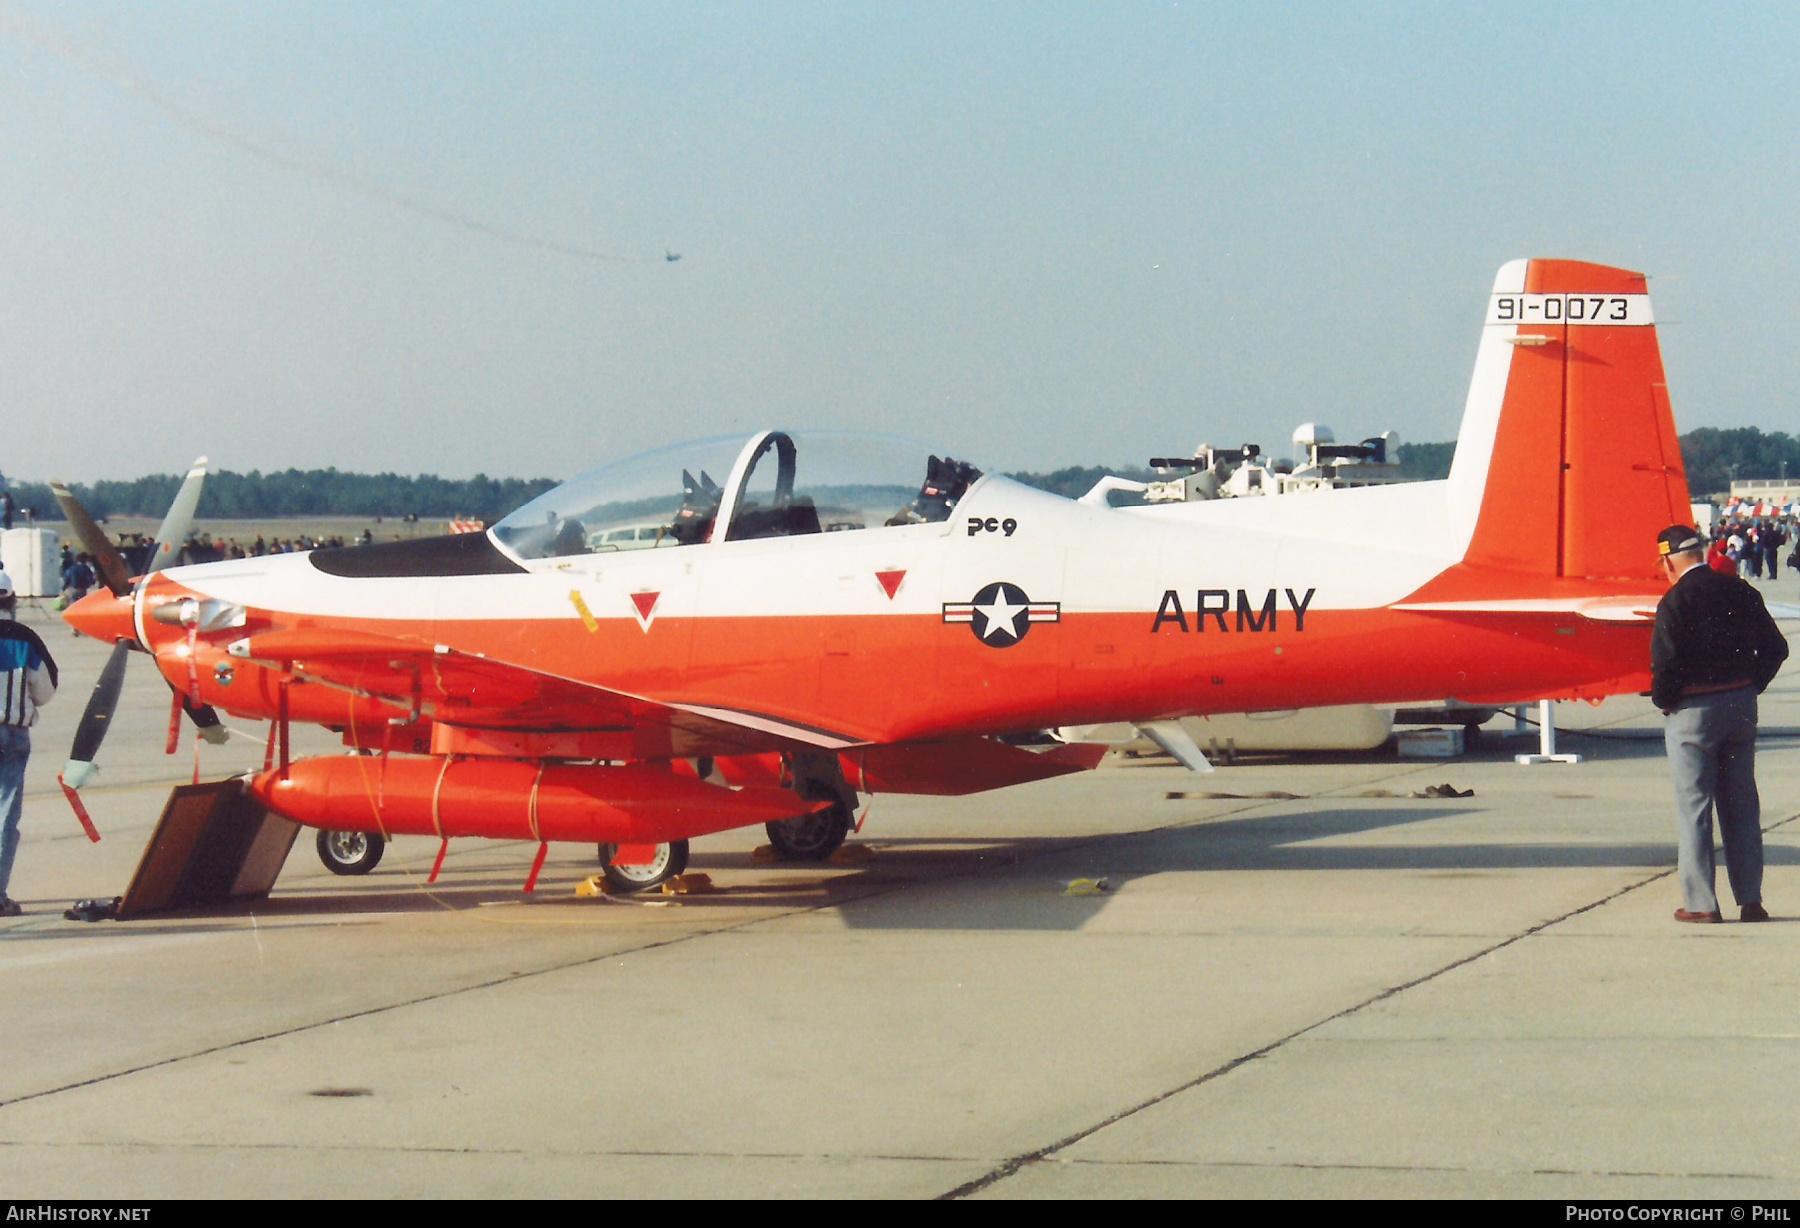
[
  {"x1": 630, "y1": 591, "x2": 660, "y2": 622},
  {"x1": 875, "y1": 569, "x2": 906, "y2": 600}
]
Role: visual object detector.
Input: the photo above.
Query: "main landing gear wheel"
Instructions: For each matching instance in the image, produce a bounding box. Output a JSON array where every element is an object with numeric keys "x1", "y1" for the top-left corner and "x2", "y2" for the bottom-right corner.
[
  {"x1": 597, "y1": 840, "x2": 689, "y2": 893},
  {"x1": 318, "y1": 830, "x2": 385, "y2": 876},
  {"x1": 764, "y1": 803, "x2": 852, "y2": 862}
]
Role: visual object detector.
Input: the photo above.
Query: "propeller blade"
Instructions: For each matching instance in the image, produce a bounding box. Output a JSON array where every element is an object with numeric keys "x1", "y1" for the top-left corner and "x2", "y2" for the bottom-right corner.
[
  {"x1": 62, "y1": 639, "x2": 132, "y2": 790},
  {"x1": 146, "y1": 457, "x2": 208, "y2": 576},
  {"x1": 61, "y1": 462, "x2": 223, "y2": 790},
  {"x1": 48, "y1": 482, "x2": 131, "y2": 597}
]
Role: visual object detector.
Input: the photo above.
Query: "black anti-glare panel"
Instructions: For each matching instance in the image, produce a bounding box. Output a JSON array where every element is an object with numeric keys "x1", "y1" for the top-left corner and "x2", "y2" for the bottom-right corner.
[{"x1": 309, "y1": 533, "x2": 526, "y2": 578}]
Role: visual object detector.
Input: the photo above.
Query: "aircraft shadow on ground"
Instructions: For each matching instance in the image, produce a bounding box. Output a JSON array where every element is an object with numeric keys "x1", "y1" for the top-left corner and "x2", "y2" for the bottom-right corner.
[
  {"x1": 70, "y1": 798, "x2": 1796, "y2": 932},
  {"x1": 234, "y1": 885, "x2": 524, "y2": 917},
  {"x1": 243, "y1": 875, "x2": 899, "y2": 918},
  {"x1": 0, "y1": 915, "x2": 357, "y2": 941},
  {"x1": 815, "y1": 803, "x2": 1798, "y2": 931}
]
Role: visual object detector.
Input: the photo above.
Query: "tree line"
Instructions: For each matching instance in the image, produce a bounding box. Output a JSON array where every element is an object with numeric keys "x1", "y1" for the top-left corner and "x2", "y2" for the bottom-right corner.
[
  {"x1": 1392, "y1": 429, "x2": 1800, "y2": 496},
  {"x1": 0, "y1": 468, "x2": 560, "y2": 523},
  {"x1": 3, "y1": 427, "x2": 1792, "y2": 521}
]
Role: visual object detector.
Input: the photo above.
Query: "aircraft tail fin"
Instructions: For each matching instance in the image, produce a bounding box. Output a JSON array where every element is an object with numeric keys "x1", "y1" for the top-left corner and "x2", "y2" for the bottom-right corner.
[{"x1": 1443, "y1": 259, "x2": 1690, "y2": 582}]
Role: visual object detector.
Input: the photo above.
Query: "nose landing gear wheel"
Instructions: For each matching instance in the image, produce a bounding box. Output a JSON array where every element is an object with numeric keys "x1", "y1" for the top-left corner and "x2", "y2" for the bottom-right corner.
[
  {"x1": 318, "y1": 830, "x2": 385, "y2": 876},
  {"x1": 596, "y1": 840, "x2": 689, "y2": 893},
  {"x1": 764, "y1": 802, "x2": 852, "y2": 862}
]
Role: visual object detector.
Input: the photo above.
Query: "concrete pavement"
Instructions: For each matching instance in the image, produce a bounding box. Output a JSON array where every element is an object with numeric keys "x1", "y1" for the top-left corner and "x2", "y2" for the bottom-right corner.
[{"x1": 1, "y1": 593, "x2": 1797, "y2": 1199}]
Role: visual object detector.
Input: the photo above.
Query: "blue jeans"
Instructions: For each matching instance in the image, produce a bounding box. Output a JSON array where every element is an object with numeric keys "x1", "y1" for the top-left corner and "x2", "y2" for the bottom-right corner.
[{"x1": 0, "y1": 725, "x2": 28, "y2": 898}]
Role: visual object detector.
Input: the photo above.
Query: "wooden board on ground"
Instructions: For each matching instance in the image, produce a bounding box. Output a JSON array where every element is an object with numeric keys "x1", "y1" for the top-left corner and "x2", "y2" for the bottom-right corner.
[{"x1": 116, "y1": 779, "x2": 301, "y2": 919}]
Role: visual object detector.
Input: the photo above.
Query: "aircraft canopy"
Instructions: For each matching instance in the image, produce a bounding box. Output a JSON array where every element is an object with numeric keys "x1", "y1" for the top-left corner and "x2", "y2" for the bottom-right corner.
[{"x1": 490, "y1": 430, "x2": 983, "y2": 561}]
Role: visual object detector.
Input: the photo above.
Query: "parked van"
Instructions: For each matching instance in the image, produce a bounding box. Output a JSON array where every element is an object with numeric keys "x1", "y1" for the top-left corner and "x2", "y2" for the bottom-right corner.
[{"x1": 586, "y1": 523, "x2": 679, "y2": 551}]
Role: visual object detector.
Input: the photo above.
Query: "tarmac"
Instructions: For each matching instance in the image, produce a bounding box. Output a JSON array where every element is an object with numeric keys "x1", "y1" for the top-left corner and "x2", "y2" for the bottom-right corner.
[{"x1": 1, "y1": 587, "x2": 1798, "y2": 1200}]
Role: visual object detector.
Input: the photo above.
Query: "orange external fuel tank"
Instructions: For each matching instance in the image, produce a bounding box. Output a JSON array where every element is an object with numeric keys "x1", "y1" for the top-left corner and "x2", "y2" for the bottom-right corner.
[{"x1": 249, "y1": 755, "x2": 822, "y2": 844}]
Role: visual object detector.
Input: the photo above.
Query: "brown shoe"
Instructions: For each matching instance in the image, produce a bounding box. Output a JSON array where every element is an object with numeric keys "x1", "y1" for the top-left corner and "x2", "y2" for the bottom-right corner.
[
  {"x1": 1741, "y1": 903, "x2": 1770, "y2": 922},
  {"x1": 1674, "y1": 908, "x2": 1723, "y2": 923}
]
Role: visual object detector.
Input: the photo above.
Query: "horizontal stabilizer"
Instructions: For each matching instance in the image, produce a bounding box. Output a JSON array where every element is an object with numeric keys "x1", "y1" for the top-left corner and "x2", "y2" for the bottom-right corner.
[
  {"x1": 1392, "y1": 596, "x2": 1658, "y2": 623},
  {"x1": 1400, "y1": 595, "x2": 1800, "y2": 622}
]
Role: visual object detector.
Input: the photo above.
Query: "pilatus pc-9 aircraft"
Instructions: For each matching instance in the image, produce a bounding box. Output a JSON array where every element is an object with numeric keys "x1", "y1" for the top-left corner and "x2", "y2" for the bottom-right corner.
[{"x1": 61, "y1": 259, "x2": 1694, "y2": 892}]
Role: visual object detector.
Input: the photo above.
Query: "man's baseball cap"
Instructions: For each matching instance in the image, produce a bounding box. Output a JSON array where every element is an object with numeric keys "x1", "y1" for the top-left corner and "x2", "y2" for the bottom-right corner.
[{"x1": 1656, "y1": 525, "x2": 1703, "y2": 557}]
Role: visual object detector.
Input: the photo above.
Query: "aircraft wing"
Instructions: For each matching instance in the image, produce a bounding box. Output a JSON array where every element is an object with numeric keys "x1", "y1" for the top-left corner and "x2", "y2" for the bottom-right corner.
[{"x1": 226, "y1": 628, "x2": 859, "y2": 758}]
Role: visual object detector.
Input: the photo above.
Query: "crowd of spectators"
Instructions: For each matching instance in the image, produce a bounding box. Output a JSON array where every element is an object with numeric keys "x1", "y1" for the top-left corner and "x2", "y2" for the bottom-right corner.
[
  {"x1": 97, "y1": 527, "x2": 383, "y2": 570},
  {"x1": 1705, "y1": 518, "x2": 1794, "y2": 580},
  {"x1": 53, "y1": 528, "x2": 394, "y2": 607}
]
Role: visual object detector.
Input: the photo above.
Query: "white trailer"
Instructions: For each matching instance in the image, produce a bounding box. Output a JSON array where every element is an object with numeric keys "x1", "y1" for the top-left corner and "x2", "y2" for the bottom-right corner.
[{"x1": 0, "y1": 527, "x2": 61, "y2": 597}]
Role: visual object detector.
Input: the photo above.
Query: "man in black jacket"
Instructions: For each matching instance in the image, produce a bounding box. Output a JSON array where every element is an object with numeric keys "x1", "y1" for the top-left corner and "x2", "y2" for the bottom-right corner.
[{"x1": 1652, "y1": 525, "x2": 1789, "y2": 923}]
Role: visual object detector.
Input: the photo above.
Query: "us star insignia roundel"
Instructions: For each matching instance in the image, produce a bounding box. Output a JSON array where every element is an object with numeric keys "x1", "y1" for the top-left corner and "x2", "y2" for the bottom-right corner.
[{"x1": 942, "y1": 582, "x2": 1060, "y2": 647}]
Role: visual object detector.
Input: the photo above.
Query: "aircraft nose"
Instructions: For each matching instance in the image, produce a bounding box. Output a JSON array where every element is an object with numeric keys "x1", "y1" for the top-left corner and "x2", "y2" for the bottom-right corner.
[{"x1": 64, "y1": 588, "x2": 136, "y2": 645}]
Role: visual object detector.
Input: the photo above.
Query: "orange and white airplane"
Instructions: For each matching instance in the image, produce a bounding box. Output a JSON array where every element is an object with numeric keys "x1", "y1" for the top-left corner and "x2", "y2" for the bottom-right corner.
[{"x1": 62, "y1": 258, "x2": 1696, "y2": 891}]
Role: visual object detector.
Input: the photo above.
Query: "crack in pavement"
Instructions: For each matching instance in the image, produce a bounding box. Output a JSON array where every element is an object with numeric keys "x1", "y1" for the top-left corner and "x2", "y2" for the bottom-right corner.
[
  {"x1": 1052, "y1": 1157, "x2": 1778, "y2": 1181},
  {"x1": 0, "y1": 1140, "x2": 1776, "y2": 1186},
  {"x1": 939, "y1": 808, "x2": 1800, "y2": 1200},
  {"x1": 0, "y1": 884, "x2": 912, "y2": 1111},
  {"x1": 0, "y1": 770, "x2": 1418, "y2": 1114},
  {"x1": 0, "y1": 1138, "x2": 983, "y2": 1164}
]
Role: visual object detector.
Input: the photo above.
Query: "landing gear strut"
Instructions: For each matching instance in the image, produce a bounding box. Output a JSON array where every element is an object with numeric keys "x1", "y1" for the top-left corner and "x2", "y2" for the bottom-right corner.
[
  {"x1": 765, "y1": 802, "x2": 852, "y2": 862},
  {"x1": 318, "y1": 829, "x2": 385, "y2": 875},
  {"x1": 596, "y1": 840, "x2": 689, "y2": 893},
  {"x1": 765, "y1": 750, "x2": 858, "y2": 862}
]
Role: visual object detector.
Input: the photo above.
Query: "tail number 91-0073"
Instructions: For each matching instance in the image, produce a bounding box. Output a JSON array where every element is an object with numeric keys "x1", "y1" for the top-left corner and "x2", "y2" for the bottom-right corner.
[
  {"x1": 1487, "y1": 293, "x2": 1653, "y2": 326},
  {"x1": 968, "y1": 517, "x2": 1018, "y2": 537}
]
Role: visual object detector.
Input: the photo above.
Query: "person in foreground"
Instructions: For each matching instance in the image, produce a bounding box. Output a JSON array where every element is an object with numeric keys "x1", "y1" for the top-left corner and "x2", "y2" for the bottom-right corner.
[
  {"x1": 0, "y1": 570, "x2": 58, "y2": 916},
  {"x1": 1652, "y1": 526, "x2": 1789, "y2": 923}
]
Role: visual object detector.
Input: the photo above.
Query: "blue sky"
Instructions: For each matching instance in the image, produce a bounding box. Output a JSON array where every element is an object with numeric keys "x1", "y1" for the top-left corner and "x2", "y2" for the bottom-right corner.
[{"x1": 1, "y1": 2, "x2": 1795, "y2": 481}]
